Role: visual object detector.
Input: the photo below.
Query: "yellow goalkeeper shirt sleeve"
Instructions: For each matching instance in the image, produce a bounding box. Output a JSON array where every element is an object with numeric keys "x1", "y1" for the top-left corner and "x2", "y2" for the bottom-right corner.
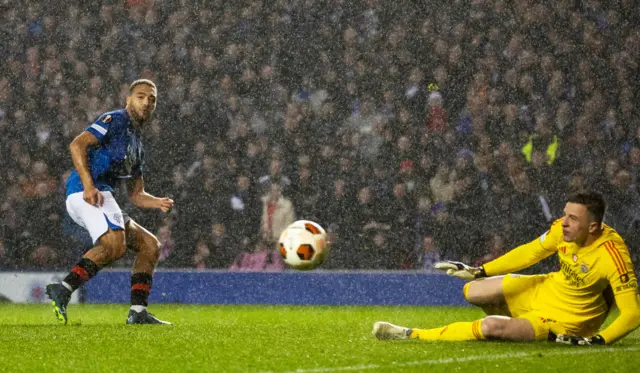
[
  {"x1": 482, "y1": 219, "x2": 562, "y2": 276},
  {"x1": 599, "y1": 291, "x2": 640, "y2": 344},
  {"x1": 598, "y1": 239, "x2": 640, "y2": 344}
]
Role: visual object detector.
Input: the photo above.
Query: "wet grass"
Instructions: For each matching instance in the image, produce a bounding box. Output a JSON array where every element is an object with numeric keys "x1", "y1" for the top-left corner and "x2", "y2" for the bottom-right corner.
[{"x1": 0, "y1": 304, "x2": 637, "y2": 372}]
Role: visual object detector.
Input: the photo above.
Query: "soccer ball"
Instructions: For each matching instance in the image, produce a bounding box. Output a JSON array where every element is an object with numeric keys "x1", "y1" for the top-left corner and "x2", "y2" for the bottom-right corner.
[{"x1": 278, "y1": 220, "x2": 329, "y2": 270}]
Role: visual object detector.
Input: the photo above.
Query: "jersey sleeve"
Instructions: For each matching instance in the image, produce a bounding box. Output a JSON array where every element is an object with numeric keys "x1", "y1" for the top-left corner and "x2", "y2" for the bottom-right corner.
[
  {"x1": 482, "y1": 219, "x2": 562, "y2": 276},
  {"x1": 598, "y1": 291, "x2": 640, "y2": 344},
  {"x1": 86, "y1": 113, "x2": 116, "y2": 142},
  {"x1": 596, "y1": 238, "x2": 640, "y2": 343},
  {"x1": 537, "y1": 218, "x2": 565, "y2": 251},
  {"x1": 602, "y1": 239, "x2": 638, "y2": 297}
]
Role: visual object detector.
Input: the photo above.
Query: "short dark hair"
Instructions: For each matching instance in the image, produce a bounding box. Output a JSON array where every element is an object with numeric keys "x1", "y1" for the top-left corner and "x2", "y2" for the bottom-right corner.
[
  {"x1": 129, "y1": 79, "x2": 156, "y2": 94},
  {"x1": 567, "y1": 191, "x2": 606, "y2": 225}
]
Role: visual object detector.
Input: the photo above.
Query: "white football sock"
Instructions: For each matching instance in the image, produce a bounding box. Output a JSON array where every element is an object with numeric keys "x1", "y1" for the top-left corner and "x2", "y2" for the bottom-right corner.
[
  {"x1": 61, "y1": 282, "x2": 73, "y2": 292},
  {"x1": 130, "y1": 305, "x2": 147, "y2": 313}
]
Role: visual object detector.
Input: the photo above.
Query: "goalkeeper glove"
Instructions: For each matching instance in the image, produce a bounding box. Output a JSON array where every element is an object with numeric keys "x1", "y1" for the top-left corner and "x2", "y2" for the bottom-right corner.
[
  {"x1": 555, "y1": 334, "x2": 606, "y2": 346},
  {"x1": 434, "y1": 261, "x2": 487, "y2": 281}
]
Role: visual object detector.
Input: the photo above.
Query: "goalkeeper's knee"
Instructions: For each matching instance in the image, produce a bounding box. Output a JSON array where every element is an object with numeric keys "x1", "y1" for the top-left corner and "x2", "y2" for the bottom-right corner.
[{"x1": 463, "y1": 282, "x2": 471, "y2": 302}]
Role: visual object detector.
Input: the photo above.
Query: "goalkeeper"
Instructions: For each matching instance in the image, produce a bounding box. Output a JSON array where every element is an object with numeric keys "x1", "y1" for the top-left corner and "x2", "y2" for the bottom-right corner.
[{"x1": 373, "y1": 191, "x2": 640, "y2": 345}]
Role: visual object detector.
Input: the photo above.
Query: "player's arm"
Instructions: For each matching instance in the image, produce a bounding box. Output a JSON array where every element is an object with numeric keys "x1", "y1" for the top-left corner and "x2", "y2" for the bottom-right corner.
[
  {"x1": 481, "y1": 236, "x2": 557, "y2": 276},
  {"x1": 127, "y1": 176, "x2": 173, "y2": 212},
  {"x1": 483, "y1": 219, "x2": 563, "y2": 276},
  {"x1": 70, "y1": 131, "x2": 102, "y2": 206},
  {"x1": 437, "y1": 220, "x2": 562, "y2": 280},
  {"x1": 598, "y1": 242, "x2": 640, "y2": 344},
  {"x1": 598, "y1": 291, "x2": 640, "y2": 344}
]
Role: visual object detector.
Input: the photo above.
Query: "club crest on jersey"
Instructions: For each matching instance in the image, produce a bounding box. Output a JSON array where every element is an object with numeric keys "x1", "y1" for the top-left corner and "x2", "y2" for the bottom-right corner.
[
  {"x1": 572, "y1": 254, "x2": 578, "y2": 263},
  {"x1": 580, "y1": 264, "x2": 588, "y2": 273},
  {"x1": 112, "y1": 214, "x2": 122, "y2": 225},
  {"x1": 100, "y1": 114, "x2": 112, "y2": 123}
]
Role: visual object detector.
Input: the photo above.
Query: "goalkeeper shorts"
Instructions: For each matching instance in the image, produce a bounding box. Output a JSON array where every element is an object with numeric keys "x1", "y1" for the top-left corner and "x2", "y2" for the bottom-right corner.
[{"x1": 502, "y1": 274, "x2": 570, "y2": 341}]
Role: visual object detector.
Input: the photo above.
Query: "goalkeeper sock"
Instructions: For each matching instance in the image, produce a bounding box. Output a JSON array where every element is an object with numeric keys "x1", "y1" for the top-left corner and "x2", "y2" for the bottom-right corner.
[{"x1": 409, "y1": 320, "x2": 486, "y2": 341}]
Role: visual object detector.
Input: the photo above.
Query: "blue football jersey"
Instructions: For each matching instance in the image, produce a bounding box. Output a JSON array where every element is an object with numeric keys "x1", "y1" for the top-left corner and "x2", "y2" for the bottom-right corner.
[{"x1": 66, "y1": 109, "x2": 145, "y2": 197}]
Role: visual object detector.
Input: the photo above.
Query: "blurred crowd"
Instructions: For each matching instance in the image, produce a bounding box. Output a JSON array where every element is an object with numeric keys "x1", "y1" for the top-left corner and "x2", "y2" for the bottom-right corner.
[{"x1": 2, "y1": 0, "x2": 640, "y2": 271}]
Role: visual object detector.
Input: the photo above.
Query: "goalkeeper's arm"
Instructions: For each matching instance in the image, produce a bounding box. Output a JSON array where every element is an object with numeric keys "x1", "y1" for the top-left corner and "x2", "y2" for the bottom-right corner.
[
  {"x1": 481, "y1": 236, "x2": 556, "y2": 276},
  {"x1": 598, "y1": 291, "x2": 640, "y2": 344},
  {"x1": 436, "y1": 236, "x2": 557, "y2": 280},
  {"x1": 556, "y1": 292, "x2": 640, "y2": 345}
]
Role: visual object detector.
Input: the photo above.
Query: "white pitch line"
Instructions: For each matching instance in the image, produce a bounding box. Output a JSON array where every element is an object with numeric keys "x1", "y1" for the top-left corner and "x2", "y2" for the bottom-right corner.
[{"x1": 258, "y1": 346, "x2": 639, "y2": 373}]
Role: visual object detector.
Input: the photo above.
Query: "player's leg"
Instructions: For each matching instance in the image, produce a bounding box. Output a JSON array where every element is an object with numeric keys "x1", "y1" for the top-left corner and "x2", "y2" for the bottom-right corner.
[
  {"x1": 46, "y1": 192, "x2": 127, "y2": 324},
  {"x1": 464, "y1": 274, "x2": 548, "y2": 317},
  {"x1": 46, "y1": 229, "x2": 126, "y2": 324},
  {"x1": 373, "y1": 320, "x2": 487, "y2": 341},
  {"x1": 463, "y1": 276, "x2": 510, "y2": 316},
  {"x1": 124, "y1": 219, "x2": 171, "y2": 325},
  {"x1": 373, "y1": 275, "x2": 551, "y2": 342},
  {"x1": 373, "y1": 315, "x2": 540, "y2": 342}
]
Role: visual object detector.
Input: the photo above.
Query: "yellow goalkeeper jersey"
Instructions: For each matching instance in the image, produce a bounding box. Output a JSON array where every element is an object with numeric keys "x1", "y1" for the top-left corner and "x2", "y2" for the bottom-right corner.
[{"x1": 483, "y1": 219, "x2": 640, "y2": 343}]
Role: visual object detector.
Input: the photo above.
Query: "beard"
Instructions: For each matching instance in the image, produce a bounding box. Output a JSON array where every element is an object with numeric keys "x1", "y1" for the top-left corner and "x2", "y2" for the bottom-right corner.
[{"x1": 131, "y1": 107, "x2": 153, "y2": 126}]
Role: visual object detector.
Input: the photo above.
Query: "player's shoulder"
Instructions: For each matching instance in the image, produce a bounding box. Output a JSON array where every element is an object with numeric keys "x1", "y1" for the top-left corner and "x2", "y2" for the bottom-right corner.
[
  {"x1": 538, "y1": 219, "x2": 563, "y2": 251},
  {"x1": 95, "y1": 109, "x2": 128, "y2": 125},
  {"x1": 550, "y1": 218, "x2": 563, "y2": 228},
  {"x1": 546, "y1": 217, "x2": 564, "y2": 236},
  {"x1": 595, "y1": 225, "x2": 635, "y2": 278},
  {"x1": 598, "y1": 224, "x2": 629, "y2": 253}
]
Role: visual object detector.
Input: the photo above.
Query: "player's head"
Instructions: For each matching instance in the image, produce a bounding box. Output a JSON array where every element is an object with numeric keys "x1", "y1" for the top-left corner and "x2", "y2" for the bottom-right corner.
[
  {"x1": 562, "y1": 191, "x2": 606, "y2": 244},
  {"x1": 126, "y1": 79, "x2": 157, "y2": 125}
]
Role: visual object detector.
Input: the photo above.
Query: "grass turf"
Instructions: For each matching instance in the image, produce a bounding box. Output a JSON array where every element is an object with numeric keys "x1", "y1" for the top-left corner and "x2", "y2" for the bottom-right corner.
[{"x1": 0, "y1": 304, "x2": 638, "y2": 373}]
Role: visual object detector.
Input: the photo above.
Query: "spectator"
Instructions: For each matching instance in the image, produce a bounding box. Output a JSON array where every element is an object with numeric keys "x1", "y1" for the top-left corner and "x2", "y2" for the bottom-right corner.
[
  {"x1": 521, "y1": 115, "x2": 559, "y2": 166},
  {"x1": 425, "y1": 90, "x2": 448, "y2": 134},
  {"x1": 2, "y1": 1, "x2": 640, "y2": 270},
  {"x1": 207, "y1": 222, "x2": 236, "y2": 268},
  {"x1": 607, "y1": 169, "x2": 640, "y2": 237},
  {"x1": 419, "y1": 235, "x2": 441, "y2": 272},
  {"x1": 157, "y1": 223, "x2": 176, "y2": 265},
  {"x1": 228, "y1": 174, "x2": 261, "y2": 246},
  {"x1": 292, "y1": 156, "x2": 322, "y2": 221},
  {"x1": 229, "y1": 239, "x2": 284, "y2": 272},
  {"x1": 192, "y1": 238, "x2": 211, "y2": 270},
  {"x1": 29, "y1": 244, "x2": 59, "y2": 269},
  {"x1": 473, "y1": 234, "x2": 506, "y2": 267},
  {"x1": 430, "y1": 163, "x2": 454, "y2": 204},
  {"x1": 386, "y1": 183, "x2": 415, "y2": 263},
  {"x1": 258, "y1": 157, "x2": 292, "y2": 195},
  {"x1": 359, "y1": 231, "x2": 396, "y2": 270},
  {"x1": 260, "y1": 183, "x2": 295, "y2": 248}
]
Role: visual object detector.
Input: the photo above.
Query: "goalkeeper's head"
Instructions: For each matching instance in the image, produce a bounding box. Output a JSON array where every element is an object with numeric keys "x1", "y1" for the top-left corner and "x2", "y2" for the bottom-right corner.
[{"x1": 562, "y1": 191, "x2": 606, "y2": 245}]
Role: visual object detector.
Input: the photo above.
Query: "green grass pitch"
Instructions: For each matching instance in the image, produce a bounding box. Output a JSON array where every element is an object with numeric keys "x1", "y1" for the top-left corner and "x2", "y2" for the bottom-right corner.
[{"x1": 0, "y1": 304, "x2": 638, "y2": 373}]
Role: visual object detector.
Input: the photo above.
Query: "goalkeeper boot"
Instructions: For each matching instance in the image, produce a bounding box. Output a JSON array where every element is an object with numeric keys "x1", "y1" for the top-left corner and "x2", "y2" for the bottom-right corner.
[
  {"x1": 372, "y1": 322, "x2": 412, "y2": 340},
  {"x1": 45, "y1": 283, "x2": 71, "y2": 325},
  {"x1": 126, "y1": 309, "x2": 172, "y2": 325}
]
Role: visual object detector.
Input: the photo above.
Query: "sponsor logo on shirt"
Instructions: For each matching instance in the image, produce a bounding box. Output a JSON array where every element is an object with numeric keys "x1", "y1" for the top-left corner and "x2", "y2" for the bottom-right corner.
[{"x1": 616, "y1": 280, "x2": 638, "y2": 293}]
